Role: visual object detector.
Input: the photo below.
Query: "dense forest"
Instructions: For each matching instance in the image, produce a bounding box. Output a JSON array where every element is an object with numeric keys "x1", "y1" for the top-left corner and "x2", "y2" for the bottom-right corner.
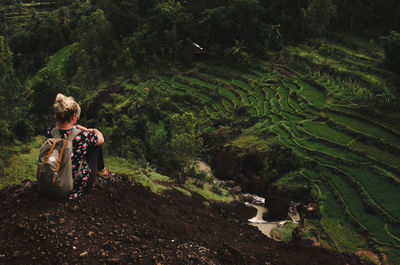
[
  {"x1": 1, "y1": 0, "x2": 400, "y2": 263},
  {"x1": 1, "y1": 0, "x2": 399, "y2": 168}
]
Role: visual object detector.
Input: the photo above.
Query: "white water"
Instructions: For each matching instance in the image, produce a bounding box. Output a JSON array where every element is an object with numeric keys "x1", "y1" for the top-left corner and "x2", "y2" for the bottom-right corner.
[
  {"x1": 247, "y1": 204, "x2": 280, "y2": 238},
  {"x1": 194, "y1": 162, "x2": 301, "y2": 238},
  {"x1": 245, "y1": 195, "x2": 301, "y2": 238}
]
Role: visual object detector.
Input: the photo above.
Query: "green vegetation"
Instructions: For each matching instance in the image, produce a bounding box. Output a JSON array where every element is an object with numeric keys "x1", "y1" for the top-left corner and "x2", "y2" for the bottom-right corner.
[
  {"x1": 0, "y1": 136, "x2": 42, "y2": 189},
  {"x1": 1, "y1": 0, "x2": 400, "y2": 263},
  {"x1": 271, "y1": 222, "x2": 299, "y2": 242},
  {"x1": 174, "y1": 186, "x2": 192, "y2": 197},
  {"x1": 185, "y1": 180, "x2": 234, "y2": 202},
  {"x1": 319, "y1": 189, "x2": 368, "y2": 252}
]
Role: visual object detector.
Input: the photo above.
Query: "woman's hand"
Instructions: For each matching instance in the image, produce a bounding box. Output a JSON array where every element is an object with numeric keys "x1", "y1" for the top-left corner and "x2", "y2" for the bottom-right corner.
[
  {"x1": 76, "y1": 125, "x2": 88, "y2": 131},
  {"x1": 76, "y1": 125, "x2": 104, "y2": 145}
]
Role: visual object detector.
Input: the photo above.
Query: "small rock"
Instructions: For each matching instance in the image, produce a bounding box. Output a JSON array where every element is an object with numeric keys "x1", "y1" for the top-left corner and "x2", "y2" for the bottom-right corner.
[
  {"x1": 59, "y1": 218, "x2": 66, "y2": 224},
  {"x1": 87, "y1": 231, "x2": 94, "y2": 237},
  {"x1": 131, "y1": 235, "x2": 140, "y2": 243},
  {"x1": 79, "y1": 251, "x2": 88, "y2": 257},
  {"x1": 49, "y1": 220, "x2": 56, "y2": 225},
  {"x1": 107, "y1": 256, "x2": 121, "y2": 264},
  {"x1": 50, "y1": 229, "x2": 56, "y2": 233}
]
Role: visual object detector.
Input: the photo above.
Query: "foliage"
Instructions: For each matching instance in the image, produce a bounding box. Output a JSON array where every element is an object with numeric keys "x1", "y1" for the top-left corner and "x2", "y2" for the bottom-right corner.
[
  {"x1": 271, "y1": 222, "x2": 299, "y2": 241},
  {"x1": 302, "y1": 0, "x2": 336, "y2": 37},
  {"x1": 69, "y1": 9, "x2": 115, "y2": 89},
  {"x1": 0, "y1": 136, "x2": 42, "y2": 185},
  {"x1": 163, "y1": 112, "x2": 204, "y2": 176},
  {"x1": 259, "y1": 142, "x2": 300, "y2": 185},
  {"x1": 0, "y1": 36, "x2": 33, "y2": 143},
  {"x1": 174, "y1": 186, "x2": 191, "y2": 197},
  {"x1": 29, "y1": 66, "x2": 71, "y2": 132},
  {"x1": 381, "y1": 31, "x2": 400, "y2": 78},
  {"x1": 185, "y1": 180, "x2": 234, "y2": 202},
  {"x1": 9, "y1": 13, "x2": 66, "y2": 75}
]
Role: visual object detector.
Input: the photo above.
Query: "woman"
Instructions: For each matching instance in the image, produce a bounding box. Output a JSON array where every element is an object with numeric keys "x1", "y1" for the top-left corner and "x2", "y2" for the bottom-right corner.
[{"x1": 46, "y1": 93, "x2": 108, "y2": 199}]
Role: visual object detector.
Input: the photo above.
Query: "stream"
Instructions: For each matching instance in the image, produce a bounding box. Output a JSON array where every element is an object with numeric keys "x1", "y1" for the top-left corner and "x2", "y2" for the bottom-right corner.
[
  {"x1": 242, "y1": 193, "x2": 301, "y2": 238},
  {"x1": 247, "y1": 203, "x2": 280, "y2": 238},
  {"x1": 198, "y1": 161, "x2": 301, "y2": 239}
]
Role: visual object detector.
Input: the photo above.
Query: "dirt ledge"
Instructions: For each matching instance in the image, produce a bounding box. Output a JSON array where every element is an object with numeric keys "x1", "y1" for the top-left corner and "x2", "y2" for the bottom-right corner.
[{"x1": 0, "y1": 175, "x2": 371, "y2": 265}]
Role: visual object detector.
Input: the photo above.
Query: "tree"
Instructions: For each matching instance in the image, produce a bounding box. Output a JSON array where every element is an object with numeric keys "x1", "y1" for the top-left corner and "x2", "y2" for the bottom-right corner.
[
  {"x1": 332, "y1": 0, "x2": 362, "y2": 35},
  {"x1": 70, "y1": 9, "x2": 114, "y2": 89},
  {"x1": 163, "y1": 113, "x2": 204, "y2": 176},
  {"x1": 302, "y1": 0, "x2": 336, "y2": 36},
  {"x1": 0, "y1": 36, "x2": 33, "y2": 142}
]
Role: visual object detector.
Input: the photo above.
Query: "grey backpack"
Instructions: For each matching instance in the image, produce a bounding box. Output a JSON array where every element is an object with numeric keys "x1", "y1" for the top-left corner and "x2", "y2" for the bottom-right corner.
[{"x1": 36, "y1": 127, "x2": 82, "y2": 198}]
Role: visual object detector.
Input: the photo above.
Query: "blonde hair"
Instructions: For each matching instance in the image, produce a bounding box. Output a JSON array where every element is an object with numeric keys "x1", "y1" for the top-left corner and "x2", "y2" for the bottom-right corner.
[{"x1": 53, "y1": 93, "x2": 81, "y2": 126}]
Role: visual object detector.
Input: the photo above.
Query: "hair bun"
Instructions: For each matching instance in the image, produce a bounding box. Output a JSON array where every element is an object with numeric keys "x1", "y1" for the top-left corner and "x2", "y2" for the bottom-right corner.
[
  {"x1": 55, "y1": 93, "x2": 66, "y2": 104},
  {"x1": 53, "y1": 93, "x2": 81, "y2": 125}
]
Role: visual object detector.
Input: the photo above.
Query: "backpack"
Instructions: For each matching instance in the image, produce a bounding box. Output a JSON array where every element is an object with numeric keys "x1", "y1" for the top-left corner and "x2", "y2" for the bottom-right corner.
[{"x1": 36, "y1": 127, "x2": 82, "y2": 198}]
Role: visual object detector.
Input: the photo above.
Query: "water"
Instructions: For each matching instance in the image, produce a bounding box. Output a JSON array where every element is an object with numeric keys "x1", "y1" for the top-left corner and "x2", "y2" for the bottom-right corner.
[
  {"x1": 244, "y1": 195, "x2": 300, "y2": 238},
  {"x1": 247, "y1": 204, "x2": 279, "y2": 238}
]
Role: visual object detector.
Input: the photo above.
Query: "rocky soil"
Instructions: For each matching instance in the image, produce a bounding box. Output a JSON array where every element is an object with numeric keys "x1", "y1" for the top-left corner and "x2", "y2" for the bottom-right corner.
[{"x1": 0, "y1": 175, "x2": 371, "y2": 265}]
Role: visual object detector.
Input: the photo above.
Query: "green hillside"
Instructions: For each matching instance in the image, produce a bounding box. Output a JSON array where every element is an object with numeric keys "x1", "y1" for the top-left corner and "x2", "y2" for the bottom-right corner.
[
  {"x1": 1, "y1": 0, "x2": 400, "y2": 264},
  {"x1": 78, "y1": 39, "x2": 399, "y2": 263}
]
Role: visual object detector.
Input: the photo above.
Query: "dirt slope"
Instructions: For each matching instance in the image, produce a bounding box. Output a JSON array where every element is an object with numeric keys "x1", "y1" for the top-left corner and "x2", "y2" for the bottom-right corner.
[{"x1": 0, "y1": 175, "x2": 370, "y2": 265}]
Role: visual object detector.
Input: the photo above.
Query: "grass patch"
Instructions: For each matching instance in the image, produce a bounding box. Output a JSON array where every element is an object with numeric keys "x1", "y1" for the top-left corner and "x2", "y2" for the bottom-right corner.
[
  {"x1": 47, "y1": 45, "x2": 72, "y2": 72},
  {"x1": 105, "y1": 156, "x2": 168, "y2": 194},
  {"x1": 185, "y1": 180, "x2": 234, "y2": 202},
  {"x1": 271, "y1": 222, "x2": 299, "y2": 241},
  {"x1": 174, "y1": 186, "x2": 192, "y2": 197},
  {"x1": 148, "y1": 171, "x2": 171, "y2": 182},
  {"x1": 0, "y1": 136, "x2": 43, "y2": 189}
]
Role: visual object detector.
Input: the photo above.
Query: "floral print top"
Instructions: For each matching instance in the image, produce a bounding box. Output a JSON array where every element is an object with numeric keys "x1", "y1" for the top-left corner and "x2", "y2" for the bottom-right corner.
[{"x1": 46, "y1": 127, "x2": 98, "y2": 199}]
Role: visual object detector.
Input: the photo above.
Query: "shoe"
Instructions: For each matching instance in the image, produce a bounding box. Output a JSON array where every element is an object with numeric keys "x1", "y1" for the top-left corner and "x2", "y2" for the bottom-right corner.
[{"x1": 98, "y1": 167, "x2": 109, "y2": 177}]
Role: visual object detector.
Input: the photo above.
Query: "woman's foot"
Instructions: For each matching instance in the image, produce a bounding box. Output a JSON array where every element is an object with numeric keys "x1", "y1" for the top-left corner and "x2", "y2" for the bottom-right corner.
[{"x1": 98, "y1": 167, "x2": 109, "y2": 177}]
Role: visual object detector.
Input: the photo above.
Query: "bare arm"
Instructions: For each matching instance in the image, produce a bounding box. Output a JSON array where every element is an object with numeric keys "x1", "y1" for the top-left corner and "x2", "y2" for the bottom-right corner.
[{"x1": 76, "y1": 125, "x2": 104, "y2": 145}]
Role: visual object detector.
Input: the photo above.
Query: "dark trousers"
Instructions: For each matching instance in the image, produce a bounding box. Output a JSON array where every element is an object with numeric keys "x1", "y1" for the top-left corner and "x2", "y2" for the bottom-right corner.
[{"x1": 86, "y1": 145, "x2": 105, "y2": 187}]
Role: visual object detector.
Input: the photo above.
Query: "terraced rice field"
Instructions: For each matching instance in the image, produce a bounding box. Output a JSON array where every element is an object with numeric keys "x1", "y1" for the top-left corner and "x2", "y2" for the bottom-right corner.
[
  {"x1": 119, "y1": 45, "x2": 400, "y2": 261},
  {"x1": 0, "y1": 1, "x2": 67, "y2": 26}
]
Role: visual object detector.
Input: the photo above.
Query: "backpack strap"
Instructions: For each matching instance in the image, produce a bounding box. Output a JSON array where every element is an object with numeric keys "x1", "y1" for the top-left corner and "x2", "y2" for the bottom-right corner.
[
  {"x1": 52, "y1": 139, "x2": 68, "y2": 184},
  {"x1": 37, "y1": 140, "x2": 58, "y2": 180},
  {"x1": 67, "y1": 127, "x2": 82, "y2": 141},
  {"x1": 51, "y1": 126, "x2": 83, "y2": 181},
  {"x1": 51, "y1": 127, "x2": 62, "y2": 139}
]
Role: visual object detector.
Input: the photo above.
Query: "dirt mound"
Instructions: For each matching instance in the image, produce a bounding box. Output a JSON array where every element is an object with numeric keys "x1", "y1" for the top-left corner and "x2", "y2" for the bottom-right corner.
[{"x1": 0, "y1": 175, "x2": 370, "y2": 265}]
